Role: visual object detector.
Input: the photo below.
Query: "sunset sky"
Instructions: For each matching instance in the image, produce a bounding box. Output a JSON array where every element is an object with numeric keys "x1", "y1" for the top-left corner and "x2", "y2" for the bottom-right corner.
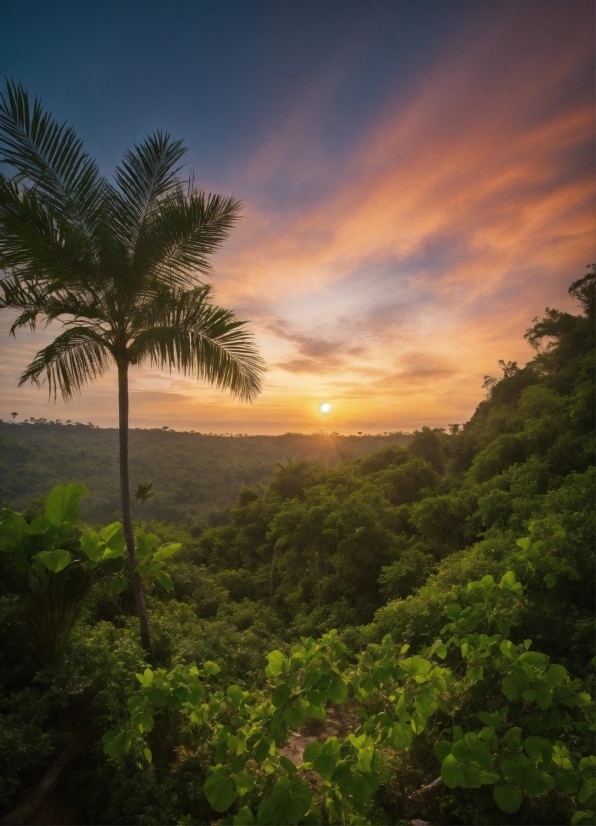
[{"x1": 0, "y1": 0, "x2": 593, "y2": 434}]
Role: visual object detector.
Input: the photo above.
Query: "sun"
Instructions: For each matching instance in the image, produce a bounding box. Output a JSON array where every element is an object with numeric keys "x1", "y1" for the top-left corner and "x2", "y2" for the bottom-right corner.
[{"x1": 320, "y1": 402, "x2": 331, "y2": 414}]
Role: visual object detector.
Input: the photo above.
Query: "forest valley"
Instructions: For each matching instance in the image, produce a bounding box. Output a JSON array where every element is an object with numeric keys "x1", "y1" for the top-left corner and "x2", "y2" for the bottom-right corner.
[{"x1": 0, "y1": 271, "x2": 594, "y2": 826}]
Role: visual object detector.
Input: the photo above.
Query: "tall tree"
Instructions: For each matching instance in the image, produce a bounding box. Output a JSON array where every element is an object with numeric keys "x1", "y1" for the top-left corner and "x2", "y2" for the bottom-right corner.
[{"x1": 0, "y1": 81, "x2": 265, "y2": 656}]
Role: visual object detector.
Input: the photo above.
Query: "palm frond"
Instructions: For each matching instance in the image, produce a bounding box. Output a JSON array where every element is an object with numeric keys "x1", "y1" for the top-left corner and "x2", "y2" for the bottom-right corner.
[
  {"x1": 18, "y1": 326, "x2": 113, "y2": 400},
  {"x1": 0, "y1": 80, "x2": 107, "y2": 246},
  {"x1": 110, "y1": 131, "x2": 186, "y2": 253},
  {"x1": 133, "y1": 188, "x2": 241, "y2": 286},
  {"x1": 0, "y1": 173, "x2": 100, "y2": 285},
  {"x1": 129, "y1": 288, "x2": 265, "y2": 402},
  {"x1": 0, "y1": 273, "x2": 107, "y2": 334}
]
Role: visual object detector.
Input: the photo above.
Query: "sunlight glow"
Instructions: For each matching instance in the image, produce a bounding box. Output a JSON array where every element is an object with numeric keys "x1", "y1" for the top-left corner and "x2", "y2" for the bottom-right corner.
[{"x1": 320, "y1": 403, "x2": 331, "y2": 413}]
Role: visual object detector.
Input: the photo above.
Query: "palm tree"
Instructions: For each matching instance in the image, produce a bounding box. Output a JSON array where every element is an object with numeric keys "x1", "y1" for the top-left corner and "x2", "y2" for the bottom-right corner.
[
  {"x1": 0, "y1": 81, "x2": 265, "y2": 657},
  {"x1": 134, "y1": 481, "x2": 155, "y2": 511}
]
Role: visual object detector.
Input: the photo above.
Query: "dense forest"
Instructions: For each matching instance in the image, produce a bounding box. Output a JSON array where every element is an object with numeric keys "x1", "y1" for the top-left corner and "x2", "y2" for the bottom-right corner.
[
  {"x1": 0, "y1": 430, "x2": 409, "y2": 525},
  {"x1": 0, "y1": 271, "x2": 594, "y2": 826}
]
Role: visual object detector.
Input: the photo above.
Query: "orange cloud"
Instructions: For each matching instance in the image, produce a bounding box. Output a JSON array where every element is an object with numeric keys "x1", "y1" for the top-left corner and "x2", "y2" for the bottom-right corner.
[{"x1": 1, "y1": 8, "x2": 593, "y2": 434}]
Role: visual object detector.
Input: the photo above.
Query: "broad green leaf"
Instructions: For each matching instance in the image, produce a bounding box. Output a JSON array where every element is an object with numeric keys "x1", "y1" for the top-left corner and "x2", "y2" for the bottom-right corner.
[
  {"x1": 110, "y1": 575, "x2": 129, "y2": 595},
  {"x1": 496, "y1": 618, "x2": 510, "y2": 638},
  {"x1": 282, "y1": 701, "x2": 307, "y2": 729},
  {"x1": 0, "y1": 511, "x2": 27, "y2": 552},
  {"x1": 28, "y1": 515, "x2": 56, "y2": 550},
  {"x1": 355, "y1": 673, "x2": 374, "y2": 700},
  {"x1": 253, "y1": 739, "x2": 273, "y2": 762},
  {"x1": 102, "y1": 729, "x2": 130, "y2": 758},
  {"x1": 467, "y1": 665, "x2": 483, "y2": 684},
  {"x1": 478, "y1": 711, "x2": 502, "y2": 727},
  {"x1": 434, "y1": 642, "x2": 447, "y2": 659},
  {"x1": 461, "y1": 761, "x2": 482, "y2": 788},
  {"x1": 445, "y1": 604, "x2": 461, "y2": 620},
  {"x1": 234, "y1": 807, "x2": 256, "y2": 825},
  {"x1": 45, "y1": 483, "x2": 87, "y2": 529},
  {"x1": 502, "y1": 665, "x2": 530, "y2": 700},
  {"x1": 480, "y1": 771, "x2": 500, "y2": 784},
  {"x1": 433, "y1": 740, "x2": 452, "y2": 762},
  {"x1": 272, "y1": 683, "x2": 291, "y2": 708},
  {"x1": 233, "y1": 772, "x2": 255, "y2": 796},
  {"x1": 135, "y1": 530, "x2": 160, "y2": 556},
  {"x1": 578, "y1": 777, "x2": 596, "y2": 804},
  {"x1": 154, "y1": 568, "x2": 174, "y2": 592},
  {"x1": 136, "y1": 668, "x2": 154, "y2": 687},
  {"x1": 34, "y1": 549, "x2": 71, "y2": 573},
  {"x1": 401, "y1": 655, "x2": 431, "y2": 680},
  {"x1": 524, "y1": 736, "x2": 552, "y2": 765},
  {"x1": 279, "y1": 756, "x2": 297, "y2": 774},
  {"x1": 493, "y1": 783, "x2": 523, "y2": 813},
  {"x1": 99, "y1": 521, "x2": 125, "y2": 550},
  {"x1": 388, "y1": 722, "x2": 413, "y2": 751},
  {"x1": 257, "y1": 776, "x2": 311, "y2": 825},
  {"x1": 415, "y1": 691, "x2": 437, "y2": 718},
  {"x1": 544, "y1": 664, "x2": 567, "y2": 686},
  {"x1": 311, "y1": 751, "x2": 336, "y2": 781},
  {"x1": 500, "y1": 639, "x2": 517, "y2": 659},
  {"x1": 265, "y1": 650, "x2": 286, "y2": 676},
  {"x1": 137, "y1": 711, "x2": 154, "y2": 733},
  {"x1": 227, "y1": 685, "x2": 245, "y2": 706},
  {"x1": 327, "y1": 673, "x2": 348, "y2": 703},
  {"x1": 102, "y1": 543, "x2": 126, "y2": 561},
  {"x1": 544, "y1": 573, "x2": 557, "y2": 589},
  {"x1": 410, "y1": 711, "x2": 427, "y2": 735},
  {"x1": 205, "y1": 767, "x2": 236, "y2": 813},
  {"x1": 441, "y1": 753, "x2": 465, "y2": 788},
  {"x1": 468, "y1": 740, "x2": 494, "y2": 770},
  {"x1": 518, "y1": 651, "x2": 547, "y2": 666},
  {"x1": 303, "y1": 668, "x2": 321, "y2": 690},
  {"x1": 153, "y1": 543, "x2": 182, "y2": 562},
  {"x1": 203, "y1": 660, "x2": 221, "y2": 676},
  {"x1": 571, "y1": 813, "x2": 595, "y2": 825},
  {"x1": 521, "y1": 766, "x2": 555, "y2": 796},
  {"x1": 302, "y1": 741, "x2": 322, "y2": 763},
  {"x1": 339, "y1": 765, "x2": 379, "y2": 800},
  {"x1": 81, "y1": 530, "x2": 103, "y2": 561},
  {"x1": 557, "y1": 769, "x2": 580, "y2": 794},
  {"x1": 143, "y1": 747, "x2": 152, "y2": 763},
  {"x1": 302, "y1": 808, "x2": 322, "y2": 826},
  {"x1": 355, "y1": 745, "x2": 374, "y2": 773},
  {"x1": 515, "y1": 538, "x2": 531, "y2": 552}
]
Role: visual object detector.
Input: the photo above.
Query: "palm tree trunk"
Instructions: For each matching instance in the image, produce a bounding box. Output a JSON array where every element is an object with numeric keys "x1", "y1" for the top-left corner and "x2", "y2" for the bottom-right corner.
[{"x1": 118, "y1": 362, "x2": 153, "y2": 659}]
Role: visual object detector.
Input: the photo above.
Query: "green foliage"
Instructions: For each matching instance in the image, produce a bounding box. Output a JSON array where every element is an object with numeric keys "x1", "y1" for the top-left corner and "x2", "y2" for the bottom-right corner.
[
  {"x1": 0, "y1": 272, "x2": 593, "y2": 824},
  {"x1": 0, "y1": 485, "x2": 184, "y2": 664},
  {"x1": 134, "y1": 529, "x2": 181, "y2": 593},
  {"x1": 0, "y1": 428, "x2": 410, "y2": 524},
  {"x1": 104, "y1": 566, "x2": 594, "y2": 824}
]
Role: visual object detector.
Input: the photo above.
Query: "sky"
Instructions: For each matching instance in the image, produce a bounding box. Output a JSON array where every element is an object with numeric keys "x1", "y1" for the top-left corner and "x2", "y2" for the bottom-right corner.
[{"x1": 0, "y1": 0, "x2": 594, "y2": 434}]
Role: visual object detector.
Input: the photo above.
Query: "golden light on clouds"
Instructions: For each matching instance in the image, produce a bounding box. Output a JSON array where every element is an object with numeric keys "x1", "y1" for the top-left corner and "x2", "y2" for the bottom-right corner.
[{"x1": 0, "y1": 7, "x2": 593, "y2": 433}]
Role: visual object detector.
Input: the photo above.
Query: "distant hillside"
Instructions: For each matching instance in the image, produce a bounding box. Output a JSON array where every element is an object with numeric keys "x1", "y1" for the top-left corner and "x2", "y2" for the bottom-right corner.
[{"x1": 0, "y1": 425, "x2": 409, "y2": 525}]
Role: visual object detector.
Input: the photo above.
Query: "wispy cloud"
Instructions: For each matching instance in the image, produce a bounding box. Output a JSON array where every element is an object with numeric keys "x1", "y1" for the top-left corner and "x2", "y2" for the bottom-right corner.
[{"x1": 0, "y1": 5, "x2": 592, "y2": 433}]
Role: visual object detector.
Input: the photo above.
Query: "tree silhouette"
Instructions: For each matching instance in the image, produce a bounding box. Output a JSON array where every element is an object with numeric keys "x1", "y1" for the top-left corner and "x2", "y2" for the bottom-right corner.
[
  {"x1": 0, "y1": 81, "x2": 265, "y2": 656},
  {"x1": 134, "y1": 482, "x2": 155, "y2": 510}
]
